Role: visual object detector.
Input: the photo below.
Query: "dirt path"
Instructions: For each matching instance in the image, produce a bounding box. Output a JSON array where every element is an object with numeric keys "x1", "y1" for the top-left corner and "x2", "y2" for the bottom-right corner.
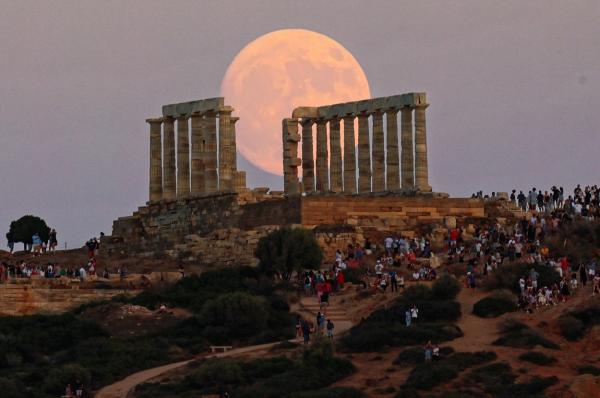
[{"x1": 94, "y1": 340, "x2": 290, "y2": 398}]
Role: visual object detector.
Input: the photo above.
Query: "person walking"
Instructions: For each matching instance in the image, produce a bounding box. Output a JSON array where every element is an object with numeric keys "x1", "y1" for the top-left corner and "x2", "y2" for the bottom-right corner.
[{"x1": 405, "y1": 309, "x2": 412, "y2": 327}]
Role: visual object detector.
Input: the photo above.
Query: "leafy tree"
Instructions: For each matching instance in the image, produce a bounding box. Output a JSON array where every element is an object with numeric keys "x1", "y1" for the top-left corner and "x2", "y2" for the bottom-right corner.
[
  {"x1": 6, "y1": 215, "x2": 50, "y2": 248},
  {"x1": 255, "y1": 227, "x2": 323, "y2": 280}
]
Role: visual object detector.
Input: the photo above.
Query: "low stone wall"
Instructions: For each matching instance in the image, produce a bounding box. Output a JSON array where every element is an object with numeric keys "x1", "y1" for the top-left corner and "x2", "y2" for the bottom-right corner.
[{"x1": 0, "y1": 284, "x2": 130, "y2": 316}]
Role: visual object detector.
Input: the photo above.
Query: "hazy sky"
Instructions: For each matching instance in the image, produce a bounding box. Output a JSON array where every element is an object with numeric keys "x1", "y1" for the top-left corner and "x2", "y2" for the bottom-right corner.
[{"x1": 1, "y1": 0, "x2": 599, "y2": 248}]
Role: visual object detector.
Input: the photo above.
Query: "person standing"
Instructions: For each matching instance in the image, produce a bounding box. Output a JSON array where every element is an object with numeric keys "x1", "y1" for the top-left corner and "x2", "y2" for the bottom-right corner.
[
  {"x1": 390, "y1": 271, "x2": 398, "y2": 292},
  {"x1": 411, "y1": 305, "x2": 419, "y2": 323},
  {"x1": 301, "y1": 320, "x2": 311, "y2": 345},
  {"x1": 49, "y1": 229, "x2": 58, "y2": 251},
  {"x1": 326, "y1": 319, "x2": 335, "y2": 340}
]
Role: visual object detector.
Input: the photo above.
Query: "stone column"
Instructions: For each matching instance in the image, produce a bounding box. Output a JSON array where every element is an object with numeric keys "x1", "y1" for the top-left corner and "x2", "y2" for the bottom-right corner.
[
  {"x1": 176, "y1": 115, "x2": 190, "y2": 199},
  {"x1": 371, "y1": 110, "x2": 385, "y2": 192},
  {"x1": 401, "y1": 106, "x2": 415, "y2": 189},
  {"x1": 147, "y1": 118, "x2": 163, "y2": 202},
  {"x1": 315, "y1": 119, "x2": 329, "y2": 192},
  {"x1": 329, "y1": 118, "x2": 342, "y2": 192},
  {"x1": 414, "y1": 103, "x2": 431, "y2": 191},
  {"x1": 282, "y1": 118, "x2": 301, "y2": 194},
  {"x1": 203, "y1": 111, "x2": 218, "y2": 194},
  {"x1": 190, "y1": 113, "x2": 205, "y2": 196},
  {"x1": 230, "y1": 116, "x2": 239, "y2": 173},
  {"x1": 342, "y1": 115, "x2": 356, "y2": 193},
  {"x1": 218, "y1": 107, "x2": 234, "y2": 192},
  {"x1": 162, "y1": 116, "x2": 176, "y2": 201},
  {"x1": 301, "y1": 118, "x2": 315, "y2": 193},
  {"x1": 386, "y1": 109, "x2": 400, "y2": 190},
  {"x1": 357, "y1": 113, "x2": 371, "y2": 193}
]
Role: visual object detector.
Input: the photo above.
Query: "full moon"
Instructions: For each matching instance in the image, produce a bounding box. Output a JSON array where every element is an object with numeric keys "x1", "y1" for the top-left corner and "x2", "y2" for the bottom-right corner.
[{"x1": 221, "y1": 29, "x2": 371, "y2": 175}]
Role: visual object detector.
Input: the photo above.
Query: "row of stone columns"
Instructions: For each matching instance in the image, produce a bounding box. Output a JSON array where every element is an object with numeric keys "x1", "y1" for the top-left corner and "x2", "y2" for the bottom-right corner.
[
  {"x1": 282, "y1": 103, "x2": 431, "y2": 195},
  {"x1": 147, "y1": 109, "x2": 244, "y2": 203}
]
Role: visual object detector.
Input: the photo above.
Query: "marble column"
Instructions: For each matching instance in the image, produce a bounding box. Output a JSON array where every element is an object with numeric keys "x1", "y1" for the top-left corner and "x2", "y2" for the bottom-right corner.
[
  {"x1": 176, "y1": 115, "x2": 190, "y2": 199},
  {"x1": 301, "y1": 118, "x2": 315, "y2": 193},
  {"x1": 231, "y1": 117, "x2": 245, "y2": 192},
  {"x1": 190, "y1": 113, "x2": 205, "y2": 196},
  {"x1": 386, "y1": 109, "x2": 400, "y2": 190},
  {"x1": 203, "y1": 111, "x2": 218, "y2": 194},
  {"x1": 218, "y1": 107, "x2": 234, "y2": 192},
  {"x1": 282, "y1": 118, "x2": 301, "y2": 194},
  {"x1": 315, "y1": 119, "x2": 329, "y2": 192},
  {"x1": 414, "y1": 103, "x2": 431, "y2": 191},
  {"x1": 147, "y1": 118, "x2": 163, "y2": 202},
  {"x1": 342, "y1": 116, "x2": 356, "y2": 193},
  {"x1": 162, "y1": 116, "x2": 176, "y2": 201},
  {"x1": 371, "y1": 110, "x2": 385, "y2": 192},
  {"x1": 329, "y1": 118, "x2": 342, "y2": 192},
  {"x1": 401, "y1": 106, "x2": 415, "y2": 189},
  {"x1": 357, "y1": 113, "x2": 371, "y2": 193}
]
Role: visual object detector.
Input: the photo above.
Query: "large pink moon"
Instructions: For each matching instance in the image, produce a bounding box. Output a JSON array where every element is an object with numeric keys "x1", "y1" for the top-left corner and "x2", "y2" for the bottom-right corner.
[{"x1": 221, "y1": 29, "x2": 371, "y2": 175}]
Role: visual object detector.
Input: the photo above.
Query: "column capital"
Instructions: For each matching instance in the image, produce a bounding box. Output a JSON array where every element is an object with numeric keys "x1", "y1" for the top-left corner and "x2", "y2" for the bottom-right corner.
[
  {"x1": 175, "y1": 114, "x2": 189, "y2": 121},
  {"x1": 146, "y1": 117, "x2": 163, "y2": 124},
  {"x1": 218, "y1": 106, "x2": 234, "y2": 116},
  {"x1": 300, "y1": 118, "x2": 314, "y2": 127},
  {"x1": 414, "y1": 103, "x2": 429, "y2": 109},
  {"x1": 231, "y1": 116, "x2": 240, "y2": 124},
  {"x1": 386, "y1": 107, "x2": 400, "y2": 114}
]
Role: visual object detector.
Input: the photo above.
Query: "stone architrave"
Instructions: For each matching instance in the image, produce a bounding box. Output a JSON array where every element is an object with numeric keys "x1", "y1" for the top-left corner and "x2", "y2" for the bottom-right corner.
[
  {"x1": 329, "y1": 118, "x2": 342, "y2": 192},
  {"x1": 282, "y1": 118, "x2": 301, "y2": 194},
  {"x1": 371, "y1": 110, "x2": 385, "y2": 192},
  {"x1": 315, "y1": 119, "x2": 329, "y2": 192},
  {"x1": 342, "y1": 116, "x2": 356, "y2": 193},
  {"x1": 203, "y1": 111, "x2": 218, "y2": 194},
  {"x1": 176, "y1": 115, "x2": 190, "y2": 199},
  {"x1": 301, "y1": 118, "x2": 315, "y2": 193},
  {"x1": 401, "y1": 106, "x2": 415, "y2": 189},
  {"x1": 386, "y1": 108, "x2": 400, "y2": 190},
  {"x1": 190, "y1": 113, "x2": 205, "y2": 196},
  {"x1": 147, "y1": 118, "x2": 163, "y2": 202},
  {"x1": 218, "y1": 107, "x2": 234, "y2": 192},
  {"x1": 162, "y1": 116, "x2": 176, "y2": 201},
  {"x1": 414, "y1": 103, "x2": 431, "y2": 191},
  {"x1": 357, "y1": 113, "x2": 371, "y2": 193}
]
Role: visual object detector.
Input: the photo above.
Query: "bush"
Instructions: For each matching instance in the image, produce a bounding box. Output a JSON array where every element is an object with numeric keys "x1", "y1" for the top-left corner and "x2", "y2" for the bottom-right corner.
[
  {"x1": 394, "y1": 346, "x2": 455, "y2": 367},
  {"x1": 43, "y1": 364, "x2": 91, "y2": 395},
  {"x1": 187, "y1": 360, "x2": 245, "y2": 389},
  {"x1": 255, "y1": 227, "x2": 323, "y2": 280},
  {"x1": 472, "y1": 292, "x2": 517, "y2": 318},
  {"x1": 431, "y1": 275, "x2": 461, "y2": 300},
  {"x1": 289, "y1": 387, "x2": 366, "y2": 398},
  {"x1": 559, "y1": 302, "x2": 600, "y2": 341},
  {"x1": 340, "y1": 323, "x2": 463, "y2": 352},
  {"x1": 518, "y1": 351, "x2": 556, "y2": 366},
  {"x1": 403, "y1": 351, "x2": 496, "y2": 390},
  {"x1": 557, "y1": 315, "x2": 585, "y2": 341},
  {"x1": 199, "y1": 292, "x2": 269, "y2": 343},
  {"x1": 493, "y1": 319, "x2": 559, "y2": 350},
  {"x1": 578, "y1": 365, "x2": 600, "y2": 376},
  {"x1": 482, "y1": 263, "x2": 561, "y2": 294}
]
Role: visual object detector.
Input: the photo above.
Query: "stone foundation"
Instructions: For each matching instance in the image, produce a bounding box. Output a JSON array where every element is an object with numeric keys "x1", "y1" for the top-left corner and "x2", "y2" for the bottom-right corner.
[{"x1": 104, "y1": 190, "x2": 487, "y2": 266}]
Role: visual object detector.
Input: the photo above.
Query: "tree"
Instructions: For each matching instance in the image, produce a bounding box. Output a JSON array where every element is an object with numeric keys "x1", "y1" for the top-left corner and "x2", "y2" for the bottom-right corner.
[
  {"x1": 255, "y1": 227, "x2": 323, "y2": 281},
  {"x1": 6, "y1": 215, "x2": 50, "y2": 249}
]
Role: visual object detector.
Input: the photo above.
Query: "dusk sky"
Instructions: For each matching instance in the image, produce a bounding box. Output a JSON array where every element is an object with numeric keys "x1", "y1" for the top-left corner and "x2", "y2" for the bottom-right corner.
[{"x1": 1, "y1": 0, "x2": 599, "y2": 249}]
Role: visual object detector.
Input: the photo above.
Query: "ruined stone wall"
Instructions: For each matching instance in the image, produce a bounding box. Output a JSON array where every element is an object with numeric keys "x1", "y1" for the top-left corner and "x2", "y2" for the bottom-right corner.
[{"x1": 105, "y1": 191, "x2": 486, "y2": 267}]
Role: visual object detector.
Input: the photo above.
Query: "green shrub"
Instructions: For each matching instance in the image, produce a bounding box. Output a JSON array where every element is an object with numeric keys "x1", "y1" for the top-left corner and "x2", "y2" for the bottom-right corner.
[
  {"x1": 472, "y1": 292, "x2": 517, "y2": 318},
  {"x1": 431, "y1": 275, "x2": 461, "y2": 300},
  {"x1": 199, "y1": 292, "x2": 269, "y2": 342},
  {"x1": 518, "y1": 351, "x2": 556, "y2": 366},
  {"x1": 558, "y1": 315, "x2": 585, "y2": 341},
  {"x1": 482, "y1": 263, "x2": 560, "y2": 294},
  {"x1": 187, "y1": 360, "x2": 245, "y2": 389},
  {"x1": 578, "y1": 365, "x2": 600, "y2": 376},
  {"x1": 394, "y1": 346, "x2": 455, "y2": 367},
  {"x1": 340, "y1": 323, "x2": 463, "y2": 352},
  {"x1": 403, "y1": 351, "x2": 496, "y2": 390},
  {"x1": 558, "y1": 302, "x2": 600, "y2": 341},
  {"x1": 255, "y1": 227, "x2": 323, "y2": 280},
  {"x1": 493, "y1": 319, "x2": 559, "y2": 350},
  {"x1": 289, "y1": 387, "x2": 366, "y2": 398},
  {"x1": 468, "y1": 362, "x2": 516, "y2": 391},
  {"x1": 43, "y1": 364, "x2": 91, "y2": 395}
]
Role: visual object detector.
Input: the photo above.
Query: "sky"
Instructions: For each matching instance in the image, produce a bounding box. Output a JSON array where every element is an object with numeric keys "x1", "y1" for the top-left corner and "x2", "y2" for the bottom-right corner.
[{"x1": 1, "y1": 0, "x2": 599, "y2": 249}]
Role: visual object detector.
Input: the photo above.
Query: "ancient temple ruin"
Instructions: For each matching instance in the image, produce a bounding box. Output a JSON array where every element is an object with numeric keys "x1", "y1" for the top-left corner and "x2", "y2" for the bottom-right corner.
[
  {"x1": 282, "y1": 92, "x2": 430, "y2": 195},
  {"x1": 105, "y1": 93, "x2": 495, "y2": 266},
  {"x1": 146, "y1": 97, "x2": 246, "y2": 203}
]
